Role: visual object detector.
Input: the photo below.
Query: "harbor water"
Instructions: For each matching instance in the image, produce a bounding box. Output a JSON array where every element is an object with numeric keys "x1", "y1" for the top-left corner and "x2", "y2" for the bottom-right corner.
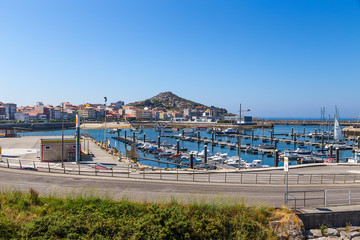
[{"x1": 18, "y1": 124, "x2": 357, "y2": 169}]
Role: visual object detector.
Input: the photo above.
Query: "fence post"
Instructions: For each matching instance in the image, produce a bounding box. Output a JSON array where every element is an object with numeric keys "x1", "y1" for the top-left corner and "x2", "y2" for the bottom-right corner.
[
  {"x1": 193, "y1": 171, "x2": 195, "y2": 182},
  {"x1": 224, "y1": 172, "x2": 227, "y2": 183},
  {"x1": 7, "y1": 158, "x2": 9, "y2": 168},
  {"x1": 349, "y1": 190, "x2": 351, "y2": 205},
  {"x1": 160, "y1": 168, "x2": 162, "y2": 180},
  {"x1": 33, "y1": 161, "x2": 36, "y2": 170},
  {"x1": 256, "y1": 173, "x2": 258, "y2": 184},
  {"x1": 284, "y1": 174, "x2": 286, "y2": 184},
  {"x1": 208, "y1": 172, "x2": 210, "y2": 182},
  {"x1": 48, "y1": 162, "x2": 50, "y2": 172},
  {"x1": 143, "y1": 169, "x2": 145, "y2": 179},
  {"x1": 63, "y1": 164, "x2": 66, "y2": 174},
  {"x1": 19, "y1": 160, "x2": 22, "y2": 169},
  {"x1": 177, "y1": 170, "x2": 178, "y2": 181},
  {"x1": 95, "y1": 167, "x2": 97, "y2": 176},
  {"x1": 269, "y1": 174, "x2": 272, "y2": 184},
  {"x1": 111, "y1": 167, "x2": 113, "y2": 177},
  {"x1": 310, "y1": 174, "x2": 312, "y2": 184},
  {"x1": 128, "y1": 167, "x2": 130, "y2": 178},
  {"x1": 241, "y1": 173, "x2": 243, "y2": 184},
  {"x1": 78, "y1": 164, "x2": 80, "y2": 175},
  {"x1": 325, "y1": 190, "x2": 328, "y2": 206}
]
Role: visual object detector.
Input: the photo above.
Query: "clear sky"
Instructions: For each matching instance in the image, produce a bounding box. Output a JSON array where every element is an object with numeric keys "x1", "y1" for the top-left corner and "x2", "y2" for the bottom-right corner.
[{"x1": 1, "y1": 0, "x2": 359, "y2": 118}]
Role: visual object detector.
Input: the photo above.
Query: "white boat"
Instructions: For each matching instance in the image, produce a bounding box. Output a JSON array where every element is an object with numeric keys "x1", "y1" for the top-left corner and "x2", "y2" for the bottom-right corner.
[
  {"x1": 348, "y1": 149, "x2": 360, "y2": 163},
  {"x1": 225, "y1": 156, "x2": 246, "y2": 168},
  {"x1": 198, "y1": 150, "x2": 213, "y2": 157},
  {"x1": 108, "y1": 129, "x2": 117, "y2": 134},
  {"x1": 325, "y1": 113, "x2": 347, "y2": 149},
  {"x1": 294, "y1": 147, "x2": 312, "y2": 155},
  {"x1": 223, "y1": 128, "x2": 237, "y2": 134},
  {"x1": 280, "y1": 150, "x2": 298, "y2": 161},
  {"x1": 245, "y1": 160, "x2": 270, "y2": 169}
]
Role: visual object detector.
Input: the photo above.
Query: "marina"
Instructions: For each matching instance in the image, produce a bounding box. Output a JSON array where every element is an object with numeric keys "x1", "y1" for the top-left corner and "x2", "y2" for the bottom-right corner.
[{"x1": 15, "y1": 122, "x2": 360, "y2": 170}]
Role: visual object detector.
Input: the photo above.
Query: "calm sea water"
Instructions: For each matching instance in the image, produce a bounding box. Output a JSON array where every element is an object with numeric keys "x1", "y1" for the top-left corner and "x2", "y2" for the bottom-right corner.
[{"x1": 18, "y1": 124, "x2": 356, "y2": 168}]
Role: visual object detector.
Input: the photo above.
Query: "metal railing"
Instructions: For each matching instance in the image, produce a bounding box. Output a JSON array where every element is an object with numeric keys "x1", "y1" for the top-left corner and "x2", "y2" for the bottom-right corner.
[
  {"x1": 285, "y1": 190, "x2": 325, "y2": 210},
  {"x1": 1, "y1": 158, "x2": 360, "y2": 186},
  {"x1": 285, "y1": 188, "x2": 360, "y2": 209},
  {"x1": 325, "y1": 188, "x2": 360, "y2": 206}
]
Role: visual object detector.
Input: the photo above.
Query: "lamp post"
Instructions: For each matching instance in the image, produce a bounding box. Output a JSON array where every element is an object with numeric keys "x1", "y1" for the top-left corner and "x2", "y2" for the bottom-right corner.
[
  {"x1": 238, "y1": 103, "x2": 250, "y2": 169},
  {"x1": 104, "y1": 97, "x2": 107, "y2": 147},
  {"x1": 61, "y1": 102, "x2": 64, "y2": 168}
]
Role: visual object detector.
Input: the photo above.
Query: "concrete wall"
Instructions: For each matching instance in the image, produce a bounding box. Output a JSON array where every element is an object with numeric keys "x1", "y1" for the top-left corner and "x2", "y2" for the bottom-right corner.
[{"x1": 298, "y1": 210, "x2": 360, "y2": 229}]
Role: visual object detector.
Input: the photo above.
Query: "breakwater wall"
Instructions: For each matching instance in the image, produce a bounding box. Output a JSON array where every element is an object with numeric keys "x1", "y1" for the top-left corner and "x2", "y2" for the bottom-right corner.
[
  {"x1": 298, "y1": 210, "x2": 360, "y2": 229},
  {"x1": 254, "y1": 119, "x2": 360, "y2": 127},
  {"x1": 0, "y1": 122, "x2": 75, "y2": 131}
]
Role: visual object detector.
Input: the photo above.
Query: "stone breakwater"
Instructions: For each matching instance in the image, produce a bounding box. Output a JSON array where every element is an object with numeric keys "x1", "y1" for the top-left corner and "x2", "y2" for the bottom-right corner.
[
  {"x1": 305, "y1": 226, "x2": 360, "y2": 239},
  {"x1": 0, "y1": 122, "x2": 75, "y2": 131},
  {"x1": 343, "y1": 126, "x2": 360, "y2": 137},
  {"x1": 253, "y1": 119, "x2": 360, "y2": 127}
]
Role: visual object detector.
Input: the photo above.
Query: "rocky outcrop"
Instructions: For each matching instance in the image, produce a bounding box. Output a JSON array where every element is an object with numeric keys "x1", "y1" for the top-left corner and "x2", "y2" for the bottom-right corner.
[
  {"x1": 129, "y1": 91, "x2": 206, "y2": 110},
  {"x1": 270, "y1": 209, "x2": 306, "y2": 240}
]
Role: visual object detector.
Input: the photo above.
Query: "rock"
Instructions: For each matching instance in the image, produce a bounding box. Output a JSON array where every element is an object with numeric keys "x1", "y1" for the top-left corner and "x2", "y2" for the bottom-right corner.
[
  {"x1": 327, "y1": 228, "x2": 340, "y2": 237},
  {"x1": 270, "y1": 213, "x2": 305, "y2": 240},
  {"x1": 340, "y1": 231, "x2": 360, "y2": 239},
  {"x1": 307, "y1": 229, "x2": 323, "y2": 238}
]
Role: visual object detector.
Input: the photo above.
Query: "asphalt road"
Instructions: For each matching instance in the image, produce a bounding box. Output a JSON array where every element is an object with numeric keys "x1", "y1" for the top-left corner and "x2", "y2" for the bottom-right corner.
[{"x1": 1, "y1": 168, "x2": 359, "y2": 207}]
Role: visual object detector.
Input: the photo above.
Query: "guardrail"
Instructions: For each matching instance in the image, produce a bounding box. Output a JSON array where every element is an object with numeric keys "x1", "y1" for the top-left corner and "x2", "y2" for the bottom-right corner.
[
  {"x1": 325, "y1": 188, "x2": 360, "y2": 206},
  {"x1": 1, "y1": 158, "x2": 360, "y2": 186},
  {"x1": 286, "y1": 188, "x2": 360, "y2": 209},
  {"x1": 285, "y1": 190, "x2": 325, "y2": 209}
]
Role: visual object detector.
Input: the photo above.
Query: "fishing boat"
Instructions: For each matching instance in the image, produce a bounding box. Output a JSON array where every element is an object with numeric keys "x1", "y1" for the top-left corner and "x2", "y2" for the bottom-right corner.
[
  {"x1": 294, "y1": 146, "x2": 312, "y2": 155},
  {"x1": 280, "y1": 150, "x2": 298, "y2": 161}
]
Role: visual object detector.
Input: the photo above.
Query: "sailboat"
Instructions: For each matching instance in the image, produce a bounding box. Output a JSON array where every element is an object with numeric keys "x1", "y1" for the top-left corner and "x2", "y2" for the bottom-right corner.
[{"x1": 325, "y1": 107, "x2": 347, "y2": 150}]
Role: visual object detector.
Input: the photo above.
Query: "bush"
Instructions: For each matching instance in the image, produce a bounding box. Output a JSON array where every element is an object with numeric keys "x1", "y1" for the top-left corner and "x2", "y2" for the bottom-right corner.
[{"x1": 0, "y1": 191, "x2": 277, "y2": 239}]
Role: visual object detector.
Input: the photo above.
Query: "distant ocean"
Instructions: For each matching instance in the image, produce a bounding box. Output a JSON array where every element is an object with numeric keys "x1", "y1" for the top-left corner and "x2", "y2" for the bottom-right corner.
[{"x1": 255, "y1": 117, "x2": 359, "y2": 121}]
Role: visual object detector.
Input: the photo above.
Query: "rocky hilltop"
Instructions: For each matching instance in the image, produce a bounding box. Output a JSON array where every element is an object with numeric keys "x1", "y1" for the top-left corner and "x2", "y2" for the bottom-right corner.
[{"x1": 129, "y1": 91, "x2": 207, "y2": 110}]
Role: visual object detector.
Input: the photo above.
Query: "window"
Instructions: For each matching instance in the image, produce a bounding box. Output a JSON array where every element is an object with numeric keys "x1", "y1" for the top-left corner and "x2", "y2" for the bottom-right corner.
[{"x1": 45, "y1": 146, "x2": 51, "y2": 150}]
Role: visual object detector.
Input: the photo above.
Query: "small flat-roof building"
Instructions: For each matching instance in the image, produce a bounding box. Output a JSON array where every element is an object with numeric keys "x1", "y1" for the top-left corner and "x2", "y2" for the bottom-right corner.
[
  {"x1": 0, "y1": 128, "x2": 15, "y2": 138},
  {"x1": 40, "y1": 138, "x2": 79, "y2": 162}
]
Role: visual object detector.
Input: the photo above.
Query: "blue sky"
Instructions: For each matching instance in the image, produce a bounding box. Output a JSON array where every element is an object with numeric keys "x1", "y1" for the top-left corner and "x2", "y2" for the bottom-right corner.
[{"x1": 0, "y1": 0, "x2": 359, "y2": 118}]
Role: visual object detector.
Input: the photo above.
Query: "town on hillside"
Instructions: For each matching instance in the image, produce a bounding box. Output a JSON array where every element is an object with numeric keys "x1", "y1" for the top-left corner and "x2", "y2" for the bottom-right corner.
[{"x1": 0, "y1": 100, "x2": 252, "y2": 124}]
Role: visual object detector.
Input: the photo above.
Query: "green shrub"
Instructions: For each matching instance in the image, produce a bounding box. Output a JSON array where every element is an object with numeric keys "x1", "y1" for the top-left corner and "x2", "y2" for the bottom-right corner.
[{"x1": 0, "y1": 191, "x2": 277, "y2": 239}]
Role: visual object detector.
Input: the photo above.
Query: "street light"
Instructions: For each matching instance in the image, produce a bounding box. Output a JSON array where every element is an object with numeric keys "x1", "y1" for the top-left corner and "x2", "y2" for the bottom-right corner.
[
  {"x1": 238, "y1": 103, "x2": 250, "y2": 169},
  {"x1": 104, "y1": 97, "x2": 107, "y2": 147},
  {"x1": 61, "y1": 102, "x2": 64, "y2": 168}
]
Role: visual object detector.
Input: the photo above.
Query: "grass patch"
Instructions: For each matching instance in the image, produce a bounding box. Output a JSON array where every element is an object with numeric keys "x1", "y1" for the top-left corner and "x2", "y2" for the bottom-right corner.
[{"x1": 0, "y1": 188, "x2": 281, "y2": 239}]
